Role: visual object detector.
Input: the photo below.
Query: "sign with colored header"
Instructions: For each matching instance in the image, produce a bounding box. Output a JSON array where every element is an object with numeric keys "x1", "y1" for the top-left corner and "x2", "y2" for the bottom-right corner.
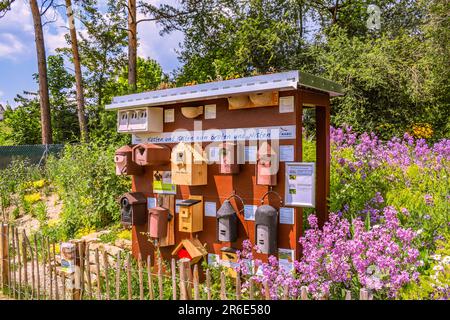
[{"x1": 132, "y1": 125, "x2": 296, "y2": 144}]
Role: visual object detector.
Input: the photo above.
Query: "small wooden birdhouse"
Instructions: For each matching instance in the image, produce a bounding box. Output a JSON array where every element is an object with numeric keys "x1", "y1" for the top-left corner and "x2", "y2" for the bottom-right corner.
[
  {"x1": 171, "y1": 238, "x2": 208, "y2": 265},
  {"x1": 177, "y1": 196, "x2": 203, "y2": 233},
  {"x1": 171, "y1": 142, "x2": 207, "y2": 186}
]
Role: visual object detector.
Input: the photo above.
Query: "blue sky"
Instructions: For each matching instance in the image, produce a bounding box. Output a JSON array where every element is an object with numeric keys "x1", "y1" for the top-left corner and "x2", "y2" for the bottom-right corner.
[{"x1": 0, "y1": 0, "x2": 183, "y2": 107}]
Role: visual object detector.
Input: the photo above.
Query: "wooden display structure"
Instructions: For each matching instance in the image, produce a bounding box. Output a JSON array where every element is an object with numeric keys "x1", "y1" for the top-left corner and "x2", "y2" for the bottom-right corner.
[{"x1": 107, "y1": 70, "x2": 343, "y2": 266}]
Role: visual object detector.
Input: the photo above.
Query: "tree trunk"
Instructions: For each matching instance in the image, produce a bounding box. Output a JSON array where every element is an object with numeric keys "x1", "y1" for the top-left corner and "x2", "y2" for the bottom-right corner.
[
  {"x1": 30, "y1": 0, "x2": 52, "y2": 144},
  {"x1": 128, "y1": 0, "x2": 137, "y2": 92},
  {"x1": 65, "y1": 0, "x2": 88, "y2": 142}
]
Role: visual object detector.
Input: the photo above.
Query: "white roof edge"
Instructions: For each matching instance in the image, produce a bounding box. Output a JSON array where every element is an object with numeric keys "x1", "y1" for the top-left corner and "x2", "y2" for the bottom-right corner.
[
  {"x1": 106, "y1": 70, "x2": 343, "y2": 110},
  {"x1": 106, "y1": 71, "x2": 299, "y2": 110}
]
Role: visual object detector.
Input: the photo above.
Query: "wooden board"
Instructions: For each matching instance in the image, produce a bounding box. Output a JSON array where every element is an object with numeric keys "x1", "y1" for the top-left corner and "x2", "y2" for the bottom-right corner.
[{"x1": 157, "y1": 194, "x2": 175, "y2": 247}]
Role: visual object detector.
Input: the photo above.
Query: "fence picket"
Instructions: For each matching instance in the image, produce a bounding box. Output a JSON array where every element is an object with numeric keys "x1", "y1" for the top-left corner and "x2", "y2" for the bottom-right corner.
[
  {"x1": 16, "y1": 228, "x2": 21, "y2": 299},
  {"x1": 40, "y1": 235, "x2": 46, "y2": 300},
  {"x1": 193, "y1": 264, "x2": 199, "y2": 300},
  {"x1": 300, "y1": 286, "x2": 308, "y2": 300},
  {"x1": 85, "y1": 244, "x2": 92, "y2": 300},
  {"x1": 158, "y1": 257, "x2": 164, "y2": 300},
  {"x1": 220, "y1": 271, "x2": 227, "y2": 300},
  {"x1": 103, "y1": 249, "x2": 110, "y2": 300},
  {"x1": 235, "y1": 273, "x2": 241, "y2": 300},
  {"x1": 94, "y1": 248, "x2": 101, "y2": 300},
  {"x1": 34, "y1": 235, "x2": 40, "y2": 300},
  {"x1": 62, "y1": 272, "x2": 66, "y2": 300},
  {"x1": 147, "y1": 255, "x2": 154, "y2": 300},
  {"x1": 205, "y1": 269, "x2": 211, "y2": 300},
  {"x1": 138, "y1": 254, "x2": 143, "y2": 300},
  {"x1": 249, "y1": 278, "x2": 254, "y2": 300},
  {"x1": 78, "y1": 241, "x2": 85, "y2": 299},
  {"x1": 126, "y1": 253, "x2": 132, "y2": 300},
  {"x1": 115, "y1": 252, "x2": 121, "y2": 300},
  {"x1": 52, "y1": 243, "x2": 59, "y2": 300},
  {"x1": 264, "y1": 281, "x2": 270, "y2": 300},
  {"x1": 171, "y1": 258, "x2": 177, "y2": 300}
]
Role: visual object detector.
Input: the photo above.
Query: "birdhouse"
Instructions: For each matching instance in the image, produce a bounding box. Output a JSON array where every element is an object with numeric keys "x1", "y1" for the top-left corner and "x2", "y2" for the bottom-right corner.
[
  {"x1": 148, "y1": 206, "x2": 171, "y2": 239},
  {"x1": 171, "y1": 143, "x2": 207, "y2": 186},
  {"x1": 171, "y1": 238, "x2": 208, "y2": 265},
  {"x1": 117, "y1": 107, "x2": 163, "y2": 133},
  {"x1": 255, "y1": 204, "x2": 278, "y2": 255},
  {"x1": 256, "y1": 141, "x2": 278, "y2": 186},
  {"x1": 219, "y1": 142, "x2": 240, "y2": 174},
  {"x1": 221, "y1": 247, "x2": 238, "y2": 278},
  {"x1": 114, "y1": 145, "x2": 144, "y2": 176},
  {"x1": 177, "y1": 196, "x2": 203, "y2": 233},
  {"x1": 216, "y1": 200, "x2": 238, "y2": 242},
  {"x1": 120, "y1": 192, "x2": 147, "y2": 227},
  {"x1": 132, "y1": 143, "x2": 171, "y2": 166}
]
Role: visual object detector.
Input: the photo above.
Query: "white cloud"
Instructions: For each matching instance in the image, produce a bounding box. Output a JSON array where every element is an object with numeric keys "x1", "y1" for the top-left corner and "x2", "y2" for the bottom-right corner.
[{"x1": 0, "y1": 33, "x2": 26, "y2": 61}]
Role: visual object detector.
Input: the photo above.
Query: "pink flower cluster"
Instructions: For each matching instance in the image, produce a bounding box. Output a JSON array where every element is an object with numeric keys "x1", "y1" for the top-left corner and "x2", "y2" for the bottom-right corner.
[
  {"x1": 235, "y1": 207, "x2": 420, "y2": 300},
  {"x1": 331, "y1": 126, "x2": 450, "y2": 171}
]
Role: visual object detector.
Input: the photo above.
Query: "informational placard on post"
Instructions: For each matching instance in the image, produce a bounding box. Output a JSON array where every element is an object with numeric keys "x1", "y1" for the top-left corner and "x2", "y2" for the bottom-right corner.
[
  {"x1": 175, "y1": 199, "x2": 183, "y2": 213},
  {"x1": 164, "y1": 109, "x2": 174, "y2": 123},
  {"x1": 278, "y1": 248, "x2": 295, "y2": 272},
  {"x1": 284, "y1": 162, "x2": 315, "y2": 207},
  {"x1": 245, "y1": 145, "x2": 257, "y2": 163},
  {"x1": 244, "y1": 205, "x2": 257, "y2": 221},
  {"x1": 208, "y1": 253, "x2": 220, "y2": 267},
  {"x1": 205, "y1": 104, "x2": 217, "y2": 119},
  {"x1": 205, "y1": 201, "x2": 217, "y2": 217},
  {"x1": 279, "y1": 207, "x2": 295, "y2": 224},
  {"x1": 152, "y1": 171, "x2": 176, "y2": 194},
  {"x1": 147, "y1": 197, "x2": 157, "y2": 209},
  {"x1": 279, "y1": 145, "x2": 294, "y2": 162}
]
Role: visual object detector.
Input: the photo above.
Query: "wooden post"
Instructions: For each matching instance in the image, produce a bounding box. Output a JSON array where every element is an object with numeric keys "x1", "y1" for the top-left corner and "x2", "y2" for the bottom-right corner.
[
  {"x1": 94, "y1": 248, "x2": 101, "y2": 300},
  {"x1": 47, "y1": 239, "x2": 53, "y2": 299},
  {"x1": 264, "y1": 281, "x2": 270, "y2": 300},
  {"x1": 205, "y1": 269, "x2": 211, "y2": 300},
  {"x1": 193, "y1": 264, "x2": 199, "y2": 300},
  {"x1": 115, "y1": 252, "x2": 121, "y2": 300},
  {"x1": 77, "y1": 241, "x2": 85, "y2": 300},
  {"x1": 220, "y1": 271, "x2": 227, "y2": 300},
  {"x1": 179, "y1": 260, "x2": 187, "y2": 300},
  {"x1": 315, "y1": 104, "x2": 331, "y2": 227},
  {"x1": 11, "y1": 226, "x2": 16, "y2": 299},
  {"x1": 249, "y1": 278, "x2": 254, "y2": 300},
  {"x1": 158, "y1": 257, "x2": 164, "y2": 300},
  {"x1": 283, "y1": 283, "x2": 289, "y2": 300},
  {"x1": 6, "y1": 225, "x2": 11, "y2": 297},
  {"x1": 126, "y1": 253, "x2": 132, "y2": 300},
  {"x1": 85, "y1": 244, "x2": 92, "y2": 299},
  {"x1": 28, "y1": 236, "x2": 35, "y2": 299},
  {"x1": 16, "y1": 228, "x2": 21, "y2": 299},
  {"x1": 22, "y1": 230, "x2": 28, "y2": 298},
  {"x1": 52, "y1": 243, "x2": 59, "y2": 300},
  {"x1": 147, "y1": 255, "x2": 154, "y2": 300},
  {"x1": 138, "y1": 254, "x2": 143, "y2": 300},
  {"x1": 62, "y1": 272, "x2": 66, "y2": 300},
  {"x1": 345, "y1": 290, "x2": 352, "y2": 300},
  {"x1": 0, "y1": 223, "x2": 9, "y2": 289},
  {"x1": 41, "y1": 235, "x2": 46, "y2": 300},
  {"x1": 360, "y1": 288, "x2": 369, "y2": 300},
  {"x1": 300, "y1": 286, "x2": 308, "y2": 300},
  {"x1": 103, "y1": 249, "x2": 110, "y2": 300},
  {"x1": 235, "y1": 273, "x2": 241, "y2": 300},
  {"x1": 171, "y1": 258, "x2": 177, "y2": 300},
  {"x1": 34, "y1": 235, "x2": 40, "y2": 299}
]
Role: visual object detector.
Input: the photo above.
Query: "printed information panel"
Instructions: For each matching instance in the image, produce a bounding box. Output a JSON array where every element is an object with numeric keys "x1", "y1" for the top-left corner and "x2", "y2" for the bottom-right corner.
[{"x1": 284, "y1": 162, "x2": 315, "y2": 207}]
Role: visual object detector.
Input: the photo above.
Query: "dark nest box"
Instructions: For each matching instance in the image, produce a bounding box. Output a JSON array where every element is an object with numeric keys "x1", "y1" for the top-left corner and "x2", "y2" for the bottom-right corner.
[
  {"x1": 255, "y1": 204, "x2": 278, "y2": 255},
  {"x1": 120, "y1": 192, "x2": 147, "y2": 227},
  {"x1": 114, "y1": 145, "x2": 144, "y2": 176},
  {"x1": 216, "y1": 200, "x2": 238, "y2": 242}
]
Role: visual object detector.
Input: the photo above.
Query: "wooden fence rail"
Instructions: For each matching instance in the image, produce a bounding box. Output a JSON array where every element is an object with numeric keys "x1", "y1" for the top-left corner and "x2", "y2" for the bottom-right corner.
[{"x1": 0, "y1": 223, "x2": 372, "y2": 301}]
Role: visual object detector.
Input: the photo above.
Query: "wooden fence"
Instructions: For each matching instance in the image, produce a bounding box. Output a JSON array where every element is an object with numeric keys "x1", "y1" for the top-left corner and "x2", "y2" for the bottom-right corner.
[{"x1": 0, "y1": 222, "x2": 372, "y2": 300}]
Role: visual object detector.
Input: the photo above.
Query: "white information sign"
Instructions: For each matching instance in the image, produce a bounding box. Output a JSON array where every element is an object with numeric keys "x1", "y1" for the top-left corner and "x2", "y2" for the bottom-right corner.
[
  {"x1": 278, "y1": 248, "x2": 295, "y2": 272},
  {"x1": 244, "y1": 205, "x2": 257, "y2": 221},
  {"x1": 279, "y1": 207, "x2": 295, "y2": 225},
  {"x1": 208, "y1": 146, "x2": 220, "y2": 163},
  {"x1": 279, "y1": 96, "x2": 294, "y2": 113},
  {"x1": 285, "y1": 162, "x2": 315, "y2": 207},
  {"x1": 205, "y1": 104, "x2": 217, "y2": 119},
  {"x1": 147, "y1": 197, "x2": 157, "y2": 209},
  {"x1": 132, "y1": 125, "x2": 296, "y2": 144},
  {"x1": 205, "y1": 201, "x2": 217, "y2": 217},
  {"x1": 164, "y1": 109, "x2": 174, "y2": 123},
  {"x1": 280, "y1": 145, "x2": 294, "y2": 162}
]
